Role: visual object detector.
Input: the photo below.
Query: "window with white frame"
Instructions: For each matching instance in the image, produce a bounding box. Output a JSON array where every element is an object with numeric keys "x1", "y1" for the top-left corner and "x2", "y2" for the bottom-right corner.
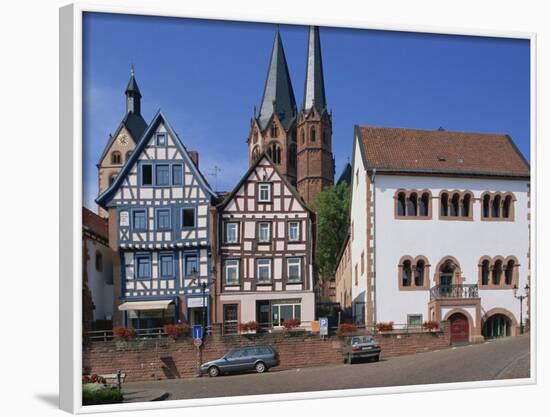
[
  {"x1": 288, "y1": 221, "x2": 300, "y2": 242},
  {"x1": 225, "y1": 222, "x2": 239, "y2": 244},
  {"x1": 258, "y1": 222, "x2": 271, "y2": 243},
  {"x1": 287, "y1": 258, "x2": 301, "y2": 282},
  {"x1": 258, "y1": 183, "x2": 271, "y2": 202},
  {"x1": 224, "y1": 259, "x2": 239, "y2": 285},
  {"x1": 257, "y1": 259, "x2": 271, "y2": 283},
  {"x1": 407, "y1": 314, "x2": 423, "y2": 328}
]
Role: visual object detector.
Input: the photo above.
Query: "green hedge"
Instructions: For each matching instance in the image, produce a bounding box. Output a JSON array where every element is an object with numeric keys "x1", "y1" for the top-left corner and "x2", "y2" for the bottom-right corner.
[{"x1": 82, "y1": 383, "x2": 123, "y2": 406}]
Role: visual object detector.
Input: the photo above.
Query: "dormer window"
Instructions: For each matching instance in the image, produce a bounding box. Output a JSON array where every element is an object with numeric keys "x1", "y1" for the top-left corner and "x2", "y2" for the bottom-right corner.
[
  {"x1": 156, "y1": 133, "x2": 166, "y2": 146},
  {"x1": 111, "y1": 152, "x2": 122, "y2": 165},
  {"x1": 258, "y1": 183, "x2": 271, "y2": 202}
]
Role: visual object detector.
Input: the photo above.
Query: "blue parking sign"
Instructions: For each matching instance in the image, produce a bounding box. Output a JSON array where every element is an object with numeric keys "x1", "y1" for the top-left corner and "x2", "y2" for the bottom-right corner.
[
  {"x1": 320, "y1": 317, "x2": 328, "y2": 336},
  {"x1": 193, "y1": 325, "x2": 203, "y2": 339}
]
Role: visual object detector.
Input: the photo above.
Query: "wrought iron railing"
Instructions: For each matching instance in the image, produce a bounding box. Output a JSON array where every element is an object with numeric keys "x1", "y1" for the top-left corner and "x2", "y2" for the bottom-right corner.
[{"x1": 430, "y1": 284, "x2": 479, "y2": 301}]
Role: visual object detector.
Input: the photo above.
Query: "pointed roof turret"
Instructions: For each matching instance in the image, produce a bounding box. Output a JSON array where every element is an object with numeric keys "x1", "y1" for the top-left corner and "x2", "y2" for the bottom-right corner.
[
  {"x1": 303, "y1": 26, "x2": 327, "y2": 113},
  {"x1": 125, "y1": 64, "x2": 142, "y2": 98},
  {"x1": 257, "y1": 28, "x2": 297, "y2": 131}
]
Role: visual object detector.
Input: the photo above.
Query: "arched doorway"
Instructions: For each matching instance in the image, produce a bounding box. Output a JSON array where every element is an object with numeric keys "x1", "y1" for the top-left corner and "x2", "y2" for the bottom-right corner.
[
  {"x1": 482, "y1": 314, "x2": 512, "y2": 339},
  {"x1": 449, "y1": 312, "x2": 469, "y2": 344},
  {"x1": 437, "y1": 258, "x2": 460, "y2": 296}
]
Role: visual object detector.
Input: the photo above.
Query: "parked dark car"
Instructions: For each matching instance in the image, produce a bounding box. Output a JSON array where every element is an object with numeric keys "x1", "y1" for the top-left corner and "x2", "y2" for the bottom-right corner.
[
  {"x1": 199, "y1": 346, "x2": 280, "y2": 377},
  {"x1": 343, "y1": 335, "x2": 381, "y2": 364}
]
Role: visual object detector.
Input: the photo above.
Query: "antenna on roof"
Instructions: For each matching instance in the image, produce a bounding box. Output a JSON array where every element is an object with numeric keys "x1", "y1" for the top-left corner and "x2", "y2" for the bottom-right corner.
[{"x1": 206, "y1": 165, "x2": 222, "y2": 191}]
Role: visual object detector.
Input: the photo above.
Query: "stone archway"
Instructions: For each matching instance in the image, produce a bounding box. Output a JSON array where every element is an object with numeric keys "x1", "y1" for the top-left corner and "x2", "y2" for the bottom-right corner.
[
  {"x1": 444, "y1": 308, "x2": 474, "y2": 344},
  {"x1": 482, "y1": 308, "x2": 519, "y2": 337}
]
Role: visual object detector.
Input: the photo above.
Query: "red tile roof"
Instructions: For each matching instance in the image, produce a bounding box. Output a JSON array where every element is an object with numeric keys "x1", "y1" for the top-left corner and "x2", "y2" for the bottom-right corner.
[
  {"x1": 356, "y1": 126, "x2": 529, "y2": 178},
  {"x1": 83, "y1": 207, "x2": 108, "y2": 241}
]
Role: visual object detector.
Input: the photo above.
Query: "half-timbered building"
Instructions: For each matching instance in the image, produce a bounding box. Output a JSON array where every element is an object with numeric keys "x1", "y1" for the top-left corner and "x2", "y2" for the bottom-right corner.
[
  {"x1": 96, "y1": 111, "x2": 217, "y2": 328},
  {"x1": 215, "y1": 154, "x2": 316, "y2": 332}
]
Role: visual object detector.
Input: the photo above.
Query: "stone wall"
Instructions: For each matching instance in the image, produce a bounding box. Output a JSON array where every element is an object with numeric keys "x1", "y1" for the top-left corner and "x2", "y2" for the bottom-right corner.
[{"x1": 83, "y1": 324, "x2": 450, "y2": 382}]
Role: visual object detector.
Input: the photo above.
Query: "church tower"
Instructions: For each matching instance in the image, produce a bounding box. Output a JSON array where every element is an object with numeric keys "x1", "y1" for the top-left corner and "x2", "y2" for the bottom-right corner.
[
  {"x1": 296, "y1": 26, "x2": 335, "y2": 205},
  {"x1": 97, "y1": 66, "x2": 148, "y2": 217},
  {"x1": 247, "y1": 28, "x2": 298, "y2": 185}
]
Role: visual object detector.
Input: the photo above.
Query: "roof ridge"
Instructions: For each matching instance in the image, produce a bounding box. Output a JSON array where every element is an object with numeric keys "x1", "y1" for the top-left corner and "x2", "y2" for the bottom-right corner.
[{"x1": 357, "y1": 124, "x2": 509, "y2": 138}]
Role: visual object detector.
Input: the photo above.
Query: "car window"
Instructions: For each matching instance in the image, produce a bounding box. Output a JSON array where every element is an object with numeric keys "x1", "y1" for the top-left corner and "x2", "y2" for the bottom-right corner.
[
  {"x1": 257, "y1": 347, "x2": 270, "y2": 355},
  {"x1": 351, "y1": 337, "x2": 362, "y2": 344},
  {"x1": 226, "y1": 349, "x2": 245, "y2": 359}
]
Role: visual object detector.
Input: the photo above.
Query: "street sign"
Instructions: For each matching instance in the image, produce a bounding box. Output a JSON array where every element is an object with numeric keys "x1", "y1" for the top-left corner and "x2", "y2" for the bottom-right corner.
[
  {"x1": 193, "y1": 324, "x2": 203, "y2": 339},
  {"x1": 193, "y1": 338, "x2": 202, "y2": 348},
  {"x1": 320, "y1": 317, "x2": 329, "y2": 336}
]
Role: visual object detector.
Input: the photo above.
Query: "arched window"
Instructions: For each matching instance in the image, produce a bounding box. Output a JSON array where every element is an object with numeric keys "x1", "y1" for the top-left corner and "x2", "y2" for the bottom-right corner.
[
  {"x1": 251, "y1": 146, "x2": 260, "y2": 162},
  {"x1": 492, "y1": 260, "x2": 502, "y2": 285},
  {"x1": 503, "y1": 195, "x2": 512, "y2": 218},
  {"x1": 481, "y1": 259, "x2": 490, "y2": 285},
  {"x1": 492, "y1": 194, "x2": 501, "y2": 218},
  {"x1": 126, "y1": 150, "x2": 132, "y2": 161},
  {"x1": 407, "y1": 193, "x2": 418, "y2": 216},
  {"x1": 441, "y1": 193, "x2": 449, "y2": 217},
  {"x1": 268, "y1": 142, "x2": 281, "y2": 164},
  {"x1": 109, "y1": 174, "x2": 117, "y2": 186},
  {"x1": 483, "y1": 194, "x2": 491, "y2": 218},
  {"x1": 111, "y1": 151, "x2": 121, "y2": 165},
  {"x1": 461, "y1": 193, "x2": 471, "y2": 218},
  {"x1": 310, "y1": 127, "x2": 316, "y2": 142},
  {"x1": 450, "y1": 193, "x2": 460, "y2": 216},
  {"x1": 301, "y1": 129, "x2": 305, "y2": 144},
  {"x1": 270, "y1": 124, "x2": 278, "y2": 138},
  {"x1": 402, "y1": 260, "x2": 412, "y2": 287},
  {"x1": 419, "y1": 193, "x2": 430, "y2": 216},
  {"x1": 288, "y1": 145, "x2": 297, "y2": 169},
  {"x1": 414, "y1": 260, "x2": 425, "y2": 287},
  {"x1": 505, "y1": 260, "x2": 515, "y2": 285},
  {"x1": 253, "y1": 131, "x2": 258, "y2": 144},
  {"x1": 397, "y1": 192, "x2": 406, "y2": 216},
  {"x1": 438, "y1": 259, "x2": 458, "y2": 293}
]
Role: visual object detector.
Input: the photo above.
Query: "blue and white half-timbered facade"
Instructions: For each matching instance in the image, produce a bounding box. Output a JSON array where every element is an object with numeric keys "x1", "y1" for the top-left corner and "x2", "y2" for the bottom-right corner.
[{"x1": 96, "y1": 111, "x2": 217, "y2": 328}]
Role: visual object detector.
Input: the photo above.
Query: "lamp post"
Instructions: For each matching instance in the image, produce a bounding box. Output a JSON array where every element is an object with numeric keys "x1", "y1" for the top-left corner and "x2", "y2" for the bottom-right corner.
[
  {"x1": 201, "y1": 281, "x2": 207, "y2": 340},
  {"x1": 513, "y1": 284, "x2": 529, "y2": 335}
]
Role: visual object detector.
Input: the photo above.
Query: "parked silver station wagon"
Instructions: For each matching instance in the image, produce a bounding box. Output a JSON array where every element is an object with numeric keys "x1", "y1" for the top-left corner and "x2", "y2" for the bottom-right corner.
[
  {"x1": 199, "y1": 346, "x2": 280, "y2": 377},
  {"x1": 343, "y1": 336, "x2": 381, "y2": 364}
]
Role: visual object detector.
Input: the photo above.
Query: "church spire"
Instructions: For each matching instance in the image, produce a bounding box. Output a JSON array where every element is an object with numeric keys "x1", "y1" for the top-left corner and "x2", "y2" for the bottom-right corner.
[
  {"x1": 257, "y1": 28, "x2": 297, "y2": 131},
  {"x1": 125, "y1": 64, "x2": 142, "y2": 115},
  {"x1": 303, "y1": 26, "x2": 327, "y2": 113}
]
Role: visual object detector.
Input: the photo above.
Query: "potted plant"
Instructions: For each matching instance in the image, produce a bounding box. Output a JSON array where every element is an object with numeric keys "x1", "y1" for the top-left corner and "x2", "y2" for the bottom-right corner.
[
  {"x1": 239, "y1": 321, "x2": 258, "y2": 334},
  {"x1": 163, "y1": 323, "x2": 191, "y2": 339},
  {"x1": 422, "y1": 320, "x2": 440, "y2": 332},
  {"x1": 282, "y1": 318, "x2": 301, "y2": 331},
  {"x1": 336, "y1": 322, "x2": 358, "y2": 337},
  {"x1": 112, "y1": 326, "x2": 136, "y2": 340},
  {"x1": 376, "y1": 322, "x2": 394, "y2": 333}
]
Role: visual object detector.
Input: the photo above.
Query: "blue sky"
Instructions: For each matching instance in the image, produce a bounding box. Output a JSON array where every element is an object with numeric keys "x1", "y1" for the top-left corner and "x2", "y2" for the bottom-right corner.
[{"x1": 83, "y1": 12, "x2": 530, "y2": 210}]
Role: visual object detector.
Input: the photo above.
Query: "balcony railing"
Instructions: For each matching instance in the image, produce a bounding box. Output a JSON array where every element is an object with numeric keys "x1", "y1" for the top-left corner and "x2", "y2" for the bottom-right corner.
[{"x1": 430, "y1": 284, "x2": 479, "y2": 301}]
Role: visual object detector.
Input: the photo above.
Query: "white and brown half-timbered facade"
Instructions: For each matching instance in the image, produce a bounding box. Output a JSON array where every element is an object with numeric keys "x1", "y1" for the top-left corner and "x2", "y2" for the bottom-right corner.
[
  {"x1": 96, "y1": 111, "x2": 217, "y2": 328},
  {"x1": 215, "y1": 154, "x2": 316, "y2": 332}
]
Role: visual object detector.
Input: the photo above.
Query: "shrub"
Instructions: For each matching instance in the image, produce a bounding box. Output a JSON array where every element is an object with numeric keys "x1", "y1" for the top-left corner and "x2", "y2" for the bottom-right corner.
[
  {"x1": 376, "y1": 322, "x2": 394, "y2": 332},
  {"x1": 282, "y1": 318, "x2": 301, "y2": 330},
  {"x1": 82, "y1": 383, "x2": 123, "y2": 406},
  {"x1": 112, "y1": 327, "x2": 136, "y2": 339},
  {"x1": 163, "y1": 323, "x2": 191, "y2": 339},
  {"x1": 422, "y1": 320, "x2": 440, "y2": 331},
  {"x1": 336, "y1": 323, "x2": 357, "y2": 336},
  {"x1": 239, "y1": 321, "x2": 258, "y2": 332}
]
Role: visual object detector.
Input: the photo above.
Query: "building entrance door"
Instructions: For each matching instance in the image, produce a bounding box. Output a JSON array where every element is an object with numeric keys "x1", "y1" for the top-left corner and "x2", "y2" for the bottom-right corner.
[
  {"x1": 223, "y1": 304, "x2": 238, "y2": 334},
  {"x1": 449, "y1": 312, "x2": 469, "y2": 344}
]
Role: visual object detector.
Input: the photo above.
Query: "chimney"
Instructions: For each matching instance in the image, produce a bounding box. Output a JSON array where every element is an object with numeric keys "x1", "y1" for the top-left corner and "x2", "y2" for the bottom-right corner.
[{"x1": 189, "y1": 151, "x2": 199, "y2": 167}]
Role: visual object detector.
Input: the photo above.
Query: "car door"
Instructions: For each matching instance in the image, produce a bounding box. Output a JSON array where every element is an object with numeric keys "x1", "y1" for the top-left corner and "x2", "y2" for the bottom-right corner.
[
  {"x1": 242, "y1": 347, "x2": 259, "y2": 370},
  {"x1": 223, "y1": 349, "x2": 246, "y2": 372}
]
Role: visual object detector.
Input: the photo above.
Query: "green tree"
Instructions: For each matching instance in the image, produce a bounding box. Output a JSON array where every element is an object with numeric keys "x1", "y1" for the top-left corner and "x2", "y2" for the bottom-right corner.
[{"x1": 311, "y1": 181, "x2": 351, "y2": 281}]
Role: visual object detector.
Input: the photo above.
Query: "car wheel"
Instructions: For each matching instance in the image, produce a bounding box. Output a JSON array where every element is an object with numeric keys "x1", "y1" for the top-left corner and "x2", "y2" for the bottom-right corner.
[
  {"x1": 374, "y1": 355, "x2": 380, "y2": 362},
  {"x1": 255, "y1": 362, "x2": 266, "y2": 373},
  {"x1": 208, "y1": 366, "x2": 220, "y2": 377}
]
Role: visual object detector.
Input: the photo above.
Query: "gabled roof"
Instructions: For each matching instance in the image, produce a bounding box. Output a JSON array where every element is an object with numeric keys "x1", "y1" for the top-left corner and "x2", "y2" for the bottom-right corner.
[
  {"x1": 257, "y1": 29, "x2": 297, "y2": 131},
  {"x1": 355, "y1": 125, "x2": 530, "y2": 178},
  {"x1": 217, "y1": 152, "x2": 314, "y2": 215},
  {"x1": 303, "y1": 26, "x2": 327, "y2": 113},
  {"x1": 337, "y1": 163, "x2": 352, "y2": 186},
  {"x1": 96, "y1": 110, "x2": 216, "y2": 207},
  {"x1": 82, "y1": 207, "x2": 108, "y2": 241},
  {"x1": 96, "y1": 111, "x2": 148, "y2": 166}
]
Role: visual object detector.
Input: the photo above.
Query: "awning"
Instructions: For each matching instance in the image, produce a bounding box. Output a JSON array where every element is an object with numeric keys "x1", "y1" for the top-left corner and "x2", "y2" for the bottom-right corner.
[{"x1": 118, "y1": 300, "x2": 174, "y2": 311}]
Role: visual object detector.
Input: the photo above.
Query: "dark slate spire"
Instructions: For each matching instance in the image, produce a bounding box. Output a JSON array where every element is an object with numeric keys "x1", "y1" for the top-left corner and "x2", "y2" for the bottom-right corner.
[
  {"x1": 303, "y1": 26, "x2": 327, "y2": 113},
  {"x1": 125, "y1": 64, "x2": 142, "y2": 115},
  {"x1": 257, "y1": 28, "x2": 297, "y2": 130}
]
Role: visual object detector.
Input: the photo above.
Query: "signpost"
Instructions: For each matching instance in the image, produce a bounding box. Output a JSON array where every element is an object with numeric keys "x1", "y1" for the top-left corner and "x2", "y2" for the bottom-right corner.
[
  {"x1": 193, "y1": 338, "x2": 202, "y2": 348},
  {"x1": 193, "y1": 324, "x2": 203, "y2": 340},
  {"x1": 320, "y1": 317, "x2": 328, "y2": 340}
]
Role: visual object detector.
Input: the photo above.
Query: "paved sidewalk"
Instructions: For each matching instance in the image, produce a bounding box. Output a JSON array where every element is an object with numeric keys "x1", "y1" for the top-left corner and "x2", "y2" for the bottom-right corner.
[{"x1": 122, "y1": 335, "x2": 530, "y2": 402}]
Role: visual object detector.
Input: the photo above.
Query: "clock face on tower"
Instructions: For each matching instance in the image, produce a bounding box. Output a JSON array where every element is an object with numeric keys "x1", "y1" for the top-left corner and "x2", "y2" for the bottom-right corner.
[{"x1": 118, "y1": 134, "x2": 129, "y2": 146}]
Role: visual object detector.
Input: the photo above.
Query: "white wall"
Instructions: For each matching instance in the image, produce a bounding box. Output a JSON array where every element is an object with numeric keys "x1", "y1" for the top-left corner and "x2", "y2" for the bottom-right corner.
[
  {"x1": 373, "y1": 174, "x2": 529, "y2": 326},
  {"x1": 85, "y1": 238, "x2": 114, "y2": 321},
  {"x1": 349, "y1": 137, "x2": 368, "y2": 322}
]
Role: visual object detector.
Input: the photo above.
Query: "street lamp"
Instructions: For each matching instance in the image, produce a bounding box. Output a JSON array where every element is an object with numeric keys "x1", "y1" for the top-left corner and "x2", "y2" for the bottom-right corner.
[
  {"x1": 513, "y1": 284, "x2": 529, "y2": 335},
  {"x1": 190, "y1": 268, "x2": 208, "y2": 340}
]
